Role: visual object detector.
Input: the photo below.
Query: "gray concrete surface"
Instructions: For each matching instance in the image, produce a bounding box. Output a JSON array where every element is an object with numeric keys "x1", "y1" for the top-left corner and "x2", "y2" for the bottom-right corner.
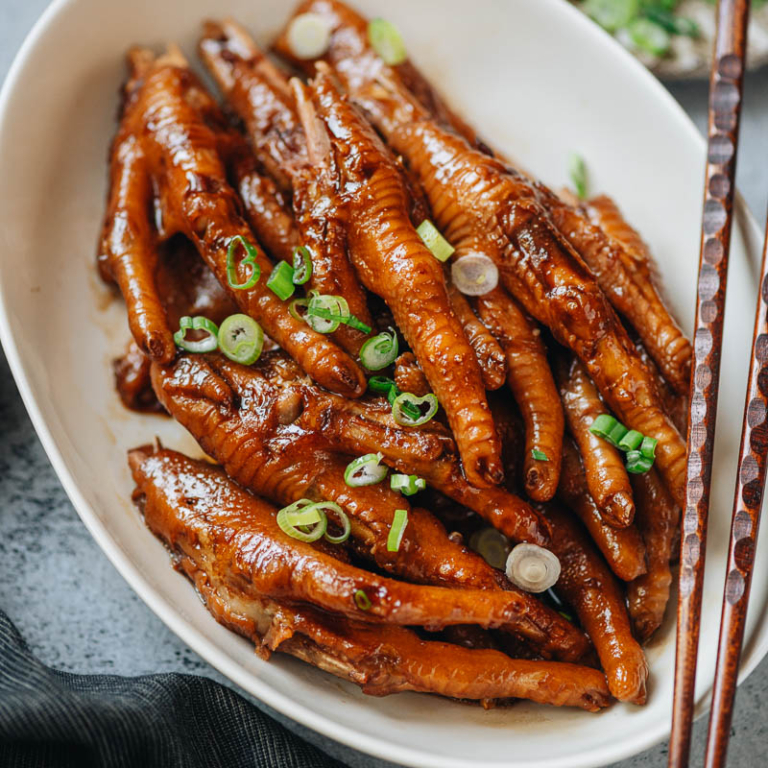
[{"x1": 1, "y1": 1, "x2": 767, "y2": 765}]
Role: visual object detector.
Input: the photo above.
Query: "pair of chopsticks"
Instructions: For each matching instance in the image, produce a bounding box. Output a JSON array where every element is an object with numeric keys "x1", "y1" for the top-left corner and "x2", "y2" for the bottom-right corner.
[{"x1": 669, "y1": 1, "x2": 767, "y2": 767}]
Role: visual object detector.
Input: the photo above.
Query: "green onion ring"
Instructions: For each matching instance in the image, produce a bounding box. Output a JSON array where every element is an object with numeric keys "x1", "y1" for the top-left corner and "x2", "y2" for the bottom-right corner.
[
  {"x1": 354, "y1": 589, "x2": 372, "y2": 611},
  {"x1": 386, "y1": 508, "x2": 409, "y2": 552},
  {"x1": 344, "y1": 453, "x2": 387, "y2": 487},
  {"x1": 277, "y1": 500, "x2": 327, "y2": 542},
  {"x1": 308, "y1": 501, "x2": 351, "y2": 544},
  {"x1": 416, "y1": 219, "x2": 455, "y2": 263},
  {"x1": 359, "y1": 328, "x2": 399, "y2": 371},
  {"x1": 617, "y1": 430, "x2": 643, "y2": 452},
  {"x1": 641, "y1": 436, "x2": 657, "y2": 459},
  {"x1": 531, "y1": 449, "x2": 549, "y2": 462},
  {"x1": 368, "y1": 376, "x2": 397, "y2": 395},
  {"x1": 391, "y1": 392, "x2": 439, "y2": 427},
  {"x1": 390, "y1": 474, "x2": 425, "y2": 496},
  {"x1": 292, "y1": 246, "x2": 313, "y2": 285},
  {"x1": 367, "y1": 18, "x2": 407, "y2": 65},
  {"x1": 289, "y1": 298, "x2": 308, "y2": 321},
  {"x1": 217, "y1": 314, "x2": 264, "y2": 365},
  {"x1": 469, "y1": 527, "x2": 511, "y2": 570},
  {"x1": 266, "y1": 260, "x2": 296, "y2": 301},
  {"x1": 226, "y1": 235, "x2": 261, "y2": 291},
  {"x1": 173, "y1": 316, "x2": 219, "y2": 353},
  {"x1": 625, "y1": 450, "x2": 654, "y2": 475}
]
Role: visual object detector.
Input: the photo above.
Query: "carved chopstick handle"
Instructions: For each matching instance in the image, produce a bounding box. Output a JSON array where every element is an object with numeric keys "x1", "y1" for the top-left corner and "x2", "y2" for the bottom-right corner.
[
  {"x1": 669, "y1": 2, "x2": 750, "y2": 767},
  {"x1": 703, "y1": 159, "x2": 768, "y2": 768}
]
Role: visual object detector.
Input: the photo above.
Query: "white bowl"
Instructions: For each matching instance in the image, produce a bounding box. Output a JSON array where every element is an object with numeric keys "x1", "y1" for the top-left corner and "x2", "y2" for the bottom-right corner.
[{"x1": 0, "y1": 1, "x2": 766, "y2": 766}]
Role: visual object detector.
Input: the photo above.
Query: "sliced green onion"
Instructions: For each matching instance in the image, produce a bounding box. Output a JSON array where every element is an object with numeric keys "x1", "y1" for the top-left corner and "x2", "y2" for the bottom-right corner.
[
  {"x1": 267, "y1": 260, "x2": 296, "y2": 300},
  {"x1": 289, "y1": 298, "x2": 308, "y2": 321},
  {"x1": 531, "y1": 449, "x2": 549, "y2": 462},
  {"x1": 306, "y1": 293, "x2": 345, "y2": 333},
  {"x1": 309, "y1": 501, "x2": 351, "y2": 544},
  {"x1": 391, "y1": 392, "x2": 438, "y2": 426},
  {"x1": 354, "y1": 589, "x2": 372, "y2": 611},
  {"x1": 617, "y1": 430, "x2": 643, "y2": 453},
  {"x1": 387, "y1": 508, "x2": 409, "y2": 552},
  {"x1": 344, "y1": 453, "x2": 388, "y2": 487},
  {"x1": 451, "y1": 253, "x2": 499, "y2": 296},
  {"x1": 368, "y1": 376, "x2": 397, "y2": 395},
  {"x1": 305, "y1": 293, "x2": 373, "y2": 334},
  {"x1": 174, "y1": 316, "x2": 219, "y2": 353},
  {"x1": 628, "y1": 17, "x2": 671, "y2": 56},
  {"x1": 217, "y1": 314, "x2": 264, "y2": 365},
  {"x1": 277, "y1": 500, "x2": 327, "y2": 542},
  {"x1": 626, "y1": 450, "x2": 654, "y2": 475},
  {"x1": 390, "y1": 474, "x2": 426, "y2": 496},
  {"x1": 589, "y1": 414, "x2": 617, "y2": 439},
  {"x1": 506, "y1": 543, "x2": 561, "y2": 593},
  {"x1": 226, "y1": 236, "x2": 261, "y2": 291},
  {"x1": 641, "y1": 436, "x2": 658, "y2": 460},
  {"x1": 469, "y1": 527, "x2": 511, "y2": 570},
  {"x1": 292, "y1": 246, "x2": 313, "y2": 285},
  {"x1": 367, "y1": 18, "x2": 407, "y2": 65},
  {"x1": 582, "y1": 0, "x2": 639, "y2": 32},
  {"x1": 416, "y1": 219, "x2": 455, "y2": 262},
  {"x1": 589, "y1": 414, "x2": 629, "y2": 448},
  {"x1": 287, "y1": 12, "x2": 332, "y2": 59},
  {"x1": 569, "y1": 153, "x2": 588, "y2": 200},
  {"x1": 360, "y1": 328, "x2": 399, "y2": 371}
]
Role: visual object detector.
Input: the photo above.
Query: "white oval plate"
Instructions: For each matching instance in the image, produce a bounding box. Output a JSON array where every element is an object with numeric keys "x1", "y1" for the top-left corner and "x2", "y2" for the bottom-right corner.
[{"x1": 0, "y1": 1, "x2": 766, "y2": 766}]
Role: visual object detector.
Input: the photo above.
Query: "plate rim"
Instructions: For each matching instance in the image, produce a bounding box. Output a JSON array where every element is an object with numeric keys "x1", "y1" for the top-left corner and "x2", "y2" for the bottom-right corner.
[{"x1": 0, "y1": 0, "x2": 764, "y2": 766}]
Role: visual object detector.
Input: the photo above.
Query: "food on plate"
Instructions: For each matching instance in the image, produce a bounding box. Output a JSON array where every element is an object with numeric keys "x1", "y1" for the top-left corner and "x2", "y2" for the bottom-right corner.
[
  {"x1": 557, "y1": 354, "x2": 635, "y2": 527},
  {"x1": 474, "y1": 288, "x2": 564, "y2": 503},
  {"x1": 274, "y1": 0, "x2": 687, "y2": 511},
  {"x1": 96, "y1": 0, "x2": 690, "y2": 714},
  {"x1": 130, "y1": 443, "x2": 611, "y2": 710}
]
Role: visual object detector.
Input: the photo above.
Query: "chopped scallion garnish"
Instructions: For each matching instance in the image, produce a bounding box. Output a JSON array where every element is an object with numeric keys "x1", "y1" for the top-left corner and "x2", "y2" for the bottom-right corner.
[
  {"x1": 390, "y1": 474, "x2": 426, "y2": 496},
  {"x1": 292, "y1": 245, "x2": 313, "y2": 285},
  {"x1": 217, "y1": 313, "x2": 264, "y2": 365},
  {"x1": 569, "y1": 153, "x2": 588, "y2": 200},
  {"x1": 359, "y1": 328, "x2": 399, "y2": 371},
  {"x1": 266, "y1": 260, "x2": 296, "y2": 300},
  {"x1": 469, "y1": 527, "x2": 511, "y2": 570},
  {"x1": 286, "y1": 12, "x2": 332, "y2": 59},
  {"x1": 531, "y1": 449, "x2": 549, "y2": 462},
  {"x1": 368, "y1": 376, "x2": 397, "y2": 395},
  {"x1": 589, "y1": 414, "x2": 628, "y2": 447},
  {"x1": 354, "y1": 589, "x2": 372, "y2": 610},
  {"x1": 305, "y1": 292, "x2": 372, "y2": 334},
  {"x1": 387, "y1": 508, "x2": 409, "y2": 552},
  {"x1": 289, "y1": 298, "x2": 308, "y2": 321},
  {"x1": 277, "y1": 499, "x2": 327, "y2": 542},
  {"x1": 226, "y1": 235, "x2": 261, "y2": 291},
  {"x1": 367, "y1": 18, "x2": 407, "y2": 65},
  {"x1": 626, "y1": 450, "x2": 654, "y2": 474},
  {"x1": 391, "y1": 392, "x2": 439, "y2": 427},
  {"x1": 416, "y1": 219, "x2": 455, "y2": 262},
  {"x1": 311, "y1": 501, "x2": 351, "y2": 544},
  {"x1": 617, "y1": 430, "x2": 643, "y2": 453},
  {"x1": 641, "y1": 436, "x2": 657, "y2": 460},
  {"x1": 344, "y1": 453, "x2": 388, "y2": 487},
  {"x1": 590, "y1": 415, "x2": 657, "y2": 473},
  {"x1": 173, "y1": 316, "x2": 219, "y2": 354}
]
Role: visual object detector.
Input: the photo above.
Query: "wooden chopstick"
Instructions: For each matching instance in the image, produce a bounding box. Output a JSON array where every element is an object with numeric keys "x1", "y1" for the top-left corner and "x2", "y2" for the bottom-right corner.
[
  {"x1": 703, "y1": 169, "x2": 768, "y2": 768},
  {"x1": 668, "y1": 1, "x2": 750, "y2": 766}
]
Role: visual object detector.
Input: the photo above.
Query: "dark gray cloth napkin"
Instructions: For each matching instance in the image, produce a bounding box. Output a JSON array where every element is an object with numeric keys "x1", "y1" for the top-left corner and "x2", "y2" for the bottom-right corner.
[{"x1": 0, "y1": 609, "x2": 344, "y2": 768}]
